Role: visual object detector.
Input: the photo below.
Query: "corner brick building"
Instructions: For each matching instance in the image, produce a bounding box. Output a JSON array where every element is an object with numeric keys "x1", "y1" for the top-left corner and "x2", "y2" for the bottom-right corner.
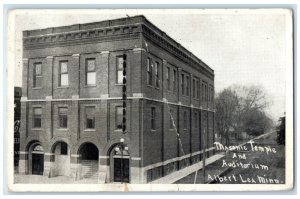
[{"x1": 19, "y1": 15, "x2": 216, "y2": 183}]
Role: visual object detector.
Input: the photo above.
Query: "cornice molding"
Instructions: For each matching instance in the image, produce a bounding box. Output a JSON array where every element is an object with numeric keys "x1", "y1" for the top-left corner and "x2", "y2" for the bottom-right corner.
[
  {"x1": 23, "y1": 24, "x2": 141, "y2": 50},
  {"x1": 23, "y1": 21, "x2": 214, "y2": 79}
]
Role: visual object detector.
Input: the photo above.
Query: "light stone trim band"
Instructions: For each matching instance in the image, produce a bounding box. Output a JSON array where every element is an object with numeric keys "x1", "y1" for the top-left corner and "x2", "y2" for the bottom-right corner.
[
  {"x1": 21, "y1": 96, "x2": 216, "y2": 112},
  {"x1": 143, "y1": 147, "x2": 215, "y2": 171},
  {"x1": 44, "y1": 153, "x2": 54, "y2": 156},
  {"x1": 131, "y1": 157, "x2": 142, "y2": 161},
  {"x1": 99, "y1": 156, "x2": 109, "y2": 159}
]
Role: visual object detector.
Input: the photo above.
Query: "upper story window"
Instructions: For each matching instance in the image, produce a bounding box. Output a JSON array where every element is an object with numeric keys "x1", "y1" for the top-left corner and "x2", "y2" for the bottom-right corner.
[
  {"x1": 86, "y1": 59, "x2": 96, "y2": 85},
  {"x1": 58, "y1": 107, "x2": 68, "y2": 129},
  {"x1": 211, "y1": 86, "x2": 214, "y2": 103},
  {"x1": 183, "y1": 111, "x2": 187, "y2": 129},
  {"x1": 59, "y1": 61, "x2": 69, "y2": 87},
  {"x1": 166, "y1": 67, "x2": 170, "y2": 90},
  {"x1": 192, "y1": 79, "x2": 196, "y2": 98},
  {"x1": 117, "y1": 56, "x2": 124, "y2": 84},
  {"x1": 181, "y1": 74, "x2": 185, "y2": 95},
  {"x1": 205, "y1": 84, "x2": 208, "y2": 102},
  {"x1": 33, "y1": 63, "x2": 42, "y2": 88},
  {"x1": 155, "y1": 62, "x2": 160, "y2": 88},
  {"x1": 33, "y1": 107, "x2": 42, "y2": 128},
  {"x1": 116, "y1": 106, "x2": 123, "y2": 130},
  {"x1": 147, "y1": 58, "x2": 153, "y2": 86},
  {"x1": 173, "y1": 69, "x2": 177, "y2": 92},
  {"x1": 151, "y1": 107, "x2": 156, "y2": 130},
  {"x1": 201, "y1": 82, "x2": 204, "y2": 102},
  {"x1": 186, "y1": 76, "x2": 189, "y2": 96},
  {"x1": 196, "y1": 80, "x2": 200, "y2": 99},
  {"x1": 85, "y1": 106, "x2": 95, "y2": 129}
]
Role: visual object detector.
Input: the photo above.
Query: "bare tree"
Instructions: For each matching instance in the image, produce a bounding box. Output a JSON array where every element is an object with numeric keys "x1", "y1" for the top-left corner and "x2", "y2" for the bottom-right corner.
[
  {"x1": 216, "y1": 85, "x2": 273, "y2": 144},
  {"x1": 215, "y1": 88, "x2": 239, "y2": 145}
]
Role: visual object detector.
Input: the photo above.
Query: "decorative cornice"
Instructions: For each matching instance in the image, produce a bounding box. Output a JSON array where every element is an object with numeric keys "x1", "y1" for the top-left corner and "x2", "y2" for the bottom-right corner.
[
  {"x1": 141, "y1": 24, "x2": 214, "y2": 79},
  {"x1": 23, "y1": 24, "x2": 141, "y2": 50},
  {"x1": 23, "y1": 15, "x2": 214, "y2": 79}
]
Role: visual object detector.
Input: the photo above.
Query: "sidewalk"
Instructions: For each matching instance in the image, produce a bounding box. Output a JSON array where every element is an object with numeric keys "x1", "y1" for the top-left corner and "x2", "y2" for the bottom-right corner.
[{"x1": 174, "y1": 153, "x2": 229, "y2": 184}]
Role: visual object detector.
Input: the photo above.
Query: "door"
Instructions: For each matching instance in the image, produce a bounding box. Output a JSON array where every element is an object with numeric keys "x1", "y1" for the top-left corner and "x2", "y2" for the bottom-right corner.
[
  {"x1": 113, "y1": 158, "x2": 129, "y2": 183},
  {"x1": 32, "y1": 154, "x2": 44, "y2": 175}
]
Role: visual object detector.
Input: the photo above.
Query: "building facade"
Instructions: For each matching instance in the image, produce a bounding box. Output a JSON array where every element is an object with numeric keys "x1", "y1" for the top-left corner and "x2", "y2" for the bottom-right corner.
[
  {"x1": 14, "y1": 87, "x2": 22, "y2": 171},
  {"x1": 19, "y1": 15, "x2": 215, "y2": 183}
]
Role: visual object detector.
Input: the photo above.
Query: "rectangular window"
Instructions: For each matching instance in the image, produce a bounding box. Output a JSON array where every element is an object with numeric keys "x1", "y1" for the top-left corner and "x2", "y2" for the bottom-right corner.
[
  {"x1": 59, "y1": 61, "x2": 69, "y2": 87},
  {"x1": 155, "y1": 62, "x2": 159, "y2": 88},
  {"x1": 116, "y1": 106, "x2": 123, "y2": 129},
  {"x1": 151, "y1": 107, "x2": 155, "y2": 130},
  {"x1": 181, "y1": 74, "x2": 185, "y2": 95},
  {"x1": 169, "y1": 109, "x2": 174, "y2": 129},
  {"x1": 211, "y1": 87, "x2": 214, "y2": 103},
  {"x1": 183, "y1": 111, "x2": 187, "y2": 129},
  {"x1": 117, "y1": 56, "x2": 124, "y2": 84},
  {"x1": 205, "y1": 84, "x2": 208, "y2": 102},
  {"x1": 194, "y1": 112, "x2": 198, "y2": 128},
  {"x1": 61, "y1": 142, "x2": 68, "y2": 155},
  {"x1": 147, "y1": 58, "x2": 152, "y2": 86},
  {"x1": 86, "y1": 59, "x2": 96, "y2": 85},
  {"x1": 85, "y1": 106, "x2": 95, "y2": 129},
  {"x1": 58, "y1": 107, "x2": 68, "y2": 128},
  {"x1": 201, "y1": 83, "x2": 204, "y2": 102},
  {"x1": 173, "y1": 69, "x2": 176, "y2": 92},
  {"x1": 167, "y1": 67, "x2": 170, "y2": 90},
  {"x1": 186, "y1": 76, "x2": 189, "y2": 96},
  {"x1": 193, "y1": 79, "x2": 196, "y2": 98},
  {"x1": 33, "y1": 63, "x2": 42, "y2": 88},
  {"x1": 196, "y1": 80, "x2": 200, "y2": 99},
  {"x1": 33, "y1": 107, "x2": 42, "y2": 128}
]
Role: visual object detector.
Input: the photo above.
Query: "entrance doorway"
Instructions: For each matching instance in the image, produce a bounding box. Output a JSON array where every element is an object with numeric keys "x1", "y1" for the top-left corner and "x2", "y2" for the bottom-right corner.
[
  {"x1": 113, "y1": 157, "x2": 129, "y2": 182},
  {"x1": 31, "y1": 145, "x2": 44, "y2": 175},
  {"x1": 111, "y1": 147, "x2": 130, "y2": 183},
  {"x1": 51, "y1": 141, "x2": 70, "y2": 177},
  {"x1": 78, "y1": 143, "x2": 99, "y2": 179}
]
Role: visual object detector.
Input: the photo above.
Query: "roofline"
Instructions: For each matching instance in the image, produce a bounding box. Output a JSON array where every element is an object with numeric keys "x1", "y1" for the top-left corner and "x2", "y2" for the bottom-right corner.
[{"x1": 23, "y1": 15, "x2": 214, "y2": 74}]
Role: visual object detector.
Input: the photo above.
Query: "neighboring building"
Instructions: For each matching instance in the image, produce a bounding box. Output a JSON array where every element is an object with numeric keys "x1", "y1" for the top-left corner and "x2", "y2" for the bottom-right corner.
[
  {"x1": 14, "y1": 87, "x2": 22, "y2": 170},
  {"x1": 19, "y1": 15, "x2": 215, "y2": 183}
]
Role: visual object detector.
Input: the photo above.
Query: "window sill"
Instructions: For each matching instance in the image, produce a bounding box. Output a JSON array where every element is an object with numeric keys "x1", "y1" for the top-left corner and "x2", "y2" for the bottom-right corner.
[
  {"x1": 114, "y1": 129, "x2": 123, "y2": 132},
  {"x1": 115, "y1": 83, "x2": 125, "y2": 86},
  {"x1": 32, "y1": 128, "x2": 42, "y2": 130},
  {"x1": 84, "y1": 129, "x2": 96, "y2": 132},
  {"x1": 57, "y1": 86, "x2": 70, "y2": 89},
  {"x1": 150, "y1": 129, "x2": 156, "y2": 132},
  {"x1": 57, "y1": 128, "x2": 69, "y2": 131},
  {"x1": 84, "y1": 85, "x2": 97, "y2": 88},
  {"x1": 146, "y1": 85, "x2": 153, "y2": 88},
  {"x1": 32, "y1": 87, "x2": 42, "y2": 90}
]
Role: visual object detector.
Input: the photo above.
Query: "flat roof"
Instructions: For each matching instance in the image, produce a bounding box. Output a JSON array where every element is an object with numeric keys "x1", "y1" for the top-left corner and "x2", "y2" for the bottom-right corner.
[{"x1": 23, "y1": 15, "x2": 214, "y2": 74}]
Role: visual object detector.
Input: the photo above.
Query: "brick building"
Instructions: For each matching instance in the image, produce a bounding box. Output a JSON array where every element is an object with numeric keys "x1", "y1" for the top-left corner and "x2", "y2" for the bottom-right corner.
[{"x1": 19, "y1": 15, "x2": 216, "y2": 183}]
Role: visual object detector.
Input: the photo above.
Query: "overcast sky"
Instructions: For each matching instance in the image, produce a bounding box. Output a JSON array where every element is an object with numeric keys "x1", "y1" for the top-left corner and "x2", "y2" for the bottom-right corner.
[{"x1": 12, "y1": 9, "x2": 291, "y2": 120}]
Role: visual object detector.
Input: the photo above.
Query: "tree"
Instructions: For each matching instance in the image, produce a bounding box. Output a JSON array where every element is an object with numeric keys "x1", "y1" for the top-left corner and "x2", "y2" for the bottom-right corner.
[
  {"x1": 215, "y1": 85, "x2": 273, "y2": 144},
  {"x1": 215, "y1": 88, "x2": 239, "y2": 145},
  {"x1": 276, "y1": 116, "x2": 285, "y2": 145}
]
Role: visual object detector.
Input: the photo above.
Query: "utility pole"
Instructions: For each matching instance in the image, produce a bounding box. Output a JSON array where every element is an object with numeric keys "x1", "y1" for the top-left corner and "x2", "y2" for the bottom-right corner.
[{"x1": 122, "y1": 53, "x2": 127, "y2": 135}]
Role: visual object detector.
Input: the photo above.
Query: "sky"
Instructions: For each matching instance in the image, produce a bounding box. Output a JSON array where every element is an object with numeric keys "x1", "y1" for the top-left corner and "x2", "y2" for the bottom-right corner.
[{"x1": 11, "y1": 9, "x2": 291, "y2": 120}]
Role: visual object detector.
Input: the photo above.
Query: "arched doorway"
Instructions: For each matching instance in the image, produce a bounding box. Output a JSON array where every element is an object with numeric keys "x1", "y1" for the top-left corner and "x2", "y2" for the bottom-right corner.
[
  {"x1": 110, "y1": 146, "x2": 130, "y2": 183},
  {"x1": 51, "y1": 141, "x2": 70, "y2": 177},
  {"x1": 78, "y1": 143, "x2": 99, "y2": 179},
  {"x1": 28, "y1": 143, "x2": 44, "y2": 175}
]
